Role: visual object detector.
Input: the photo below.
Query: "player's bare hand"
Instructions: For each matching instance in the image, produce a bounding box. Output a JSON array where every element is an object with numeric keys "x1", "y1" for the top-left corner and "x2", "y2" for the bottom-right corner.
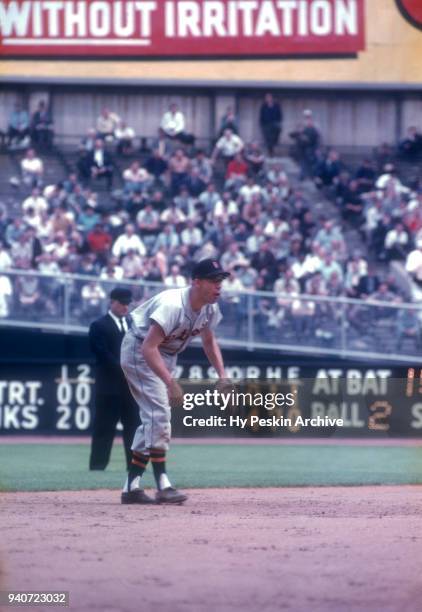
[{"x1": 167, "y1": 379, "x2": 184, "y2": 409}]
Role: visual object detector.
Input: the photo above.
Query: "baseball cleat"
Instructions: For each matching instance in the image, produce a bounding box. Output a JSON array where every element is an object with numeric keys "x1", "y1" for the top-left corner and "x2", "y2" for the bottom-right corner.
[
  {"x1": 156, "y1": 487, "x2": 188, "y2": 504},
  {"x1": 121, "y1": 489, "x2": 156, "y2": 505}
]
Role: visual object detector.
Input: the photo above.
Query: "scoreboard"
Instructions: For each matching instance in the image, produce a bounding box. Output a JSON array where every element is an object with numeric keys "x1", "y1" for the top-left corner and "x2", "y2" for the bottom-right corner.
[{"x1": 0, "y1": 360, "x2": 421, "y2": 437}]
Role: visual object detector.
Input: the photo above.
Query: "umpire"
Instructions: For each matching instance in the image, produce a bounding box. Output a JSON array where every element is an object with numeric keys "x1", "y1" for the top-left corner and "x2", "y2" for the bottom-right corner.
[{"x1": 89, "y1": 287, "x2": 139, "y2": 471}]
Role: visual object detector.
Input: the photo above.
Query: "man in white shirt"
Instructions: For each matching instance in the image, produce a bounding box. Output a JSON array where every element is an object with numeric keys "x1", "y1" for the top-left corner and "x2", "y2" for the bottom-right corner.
[
  {"x1": 21, "y1": 148, "x2": 44, "y2": 188},
  {"x1": 160, "y1": 103, "x2": 186, "y2": 140},
  {"x1": 212, "y1": 129, "x2": 244, "y2": 163},
  {"x1": 22, "y1": 187, "x2": 48, "y2": 216},
  {"x1": 115, "y1": 120, "x2": 136, "y2": 156},
  {"x1": 164, "y1": 264, "x2": 187, "y2": 288},
  {"x1": 181, "y1": 220, "x2": 203, "y2": 250},
  {"x1": 112, "y1": 224, "x2": 146, "y2": 259},
  {"x1": 96, "y1": 107, "x2": 120, "y2": 141}
]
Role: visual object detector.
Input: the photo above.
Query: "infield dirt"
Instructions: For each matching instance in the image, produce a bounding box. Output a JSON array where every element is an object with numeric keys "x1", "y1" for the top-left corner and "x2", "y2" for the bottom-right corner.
[{"x1": 2, "y1": 486, "x2": 422, "y2": 612}]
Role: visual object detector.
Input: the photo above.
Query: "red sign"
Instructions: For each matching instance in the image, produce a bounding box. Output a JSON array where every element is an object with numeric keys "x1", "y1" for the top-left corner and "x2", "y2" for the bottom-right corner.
[
  {"x1": 0, "y1": 0, "x2": 365, "y2": 58},
  {"x1": 396, "y1": 0, "x2": 422, "y2": 30}
]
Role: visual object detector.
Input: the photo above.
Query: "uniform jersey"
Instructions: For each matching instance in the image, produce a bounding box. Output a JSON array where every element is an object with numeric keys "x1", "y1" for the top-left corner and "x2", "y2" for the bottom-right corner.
[{"x1": 130, "y1": 287, "x2": 222, "y2": 355}]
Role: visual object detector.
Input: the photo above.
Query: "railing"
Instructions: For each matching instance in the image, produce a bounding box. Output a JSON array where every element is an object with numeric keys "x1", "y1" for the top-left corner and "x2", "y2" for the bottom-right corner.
[{"x1": 1, "y1": 268, "x2": 422, "y2": 364}]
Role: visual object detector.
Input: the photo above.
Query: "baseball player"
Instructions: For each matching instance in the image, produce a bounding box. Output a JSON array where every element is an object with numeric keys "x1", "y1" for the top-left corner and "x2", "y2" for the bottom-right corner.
[{"x1": 120, "y1": 258, "x2": 230, "y2": 504}]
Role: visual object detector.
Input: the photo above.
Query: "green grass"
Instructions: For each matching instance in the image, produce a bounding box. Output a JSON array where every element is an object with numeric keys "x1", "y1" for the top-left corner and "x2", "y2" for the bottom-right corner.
[{"x1": 1, "y1": 443, "x2": 422, "y2": 492}]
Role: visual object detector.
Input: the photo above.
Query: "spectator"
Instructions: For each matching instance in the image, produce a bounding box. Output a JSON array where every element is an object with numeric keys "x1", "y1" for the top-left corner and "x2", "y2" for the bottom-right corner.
[
  {"x1": 225, "y1": 153, "x2": 248, "y2": 190},
  {"x1": 384, "y1": 221, "x2": 410, "y2": 261},
  {"x1": 79, "y1": 127, "x2": 97, "y2": 153},
  {"x1": 213, "y1": 191, "x2": 239, "y2": 224},
  {"x1": 0, "y1": 241, "x2": 12, "y2": 271},
  {"x1": 80, "y1": 280, "x2": 107, "y2": 322},
  {"x1": 87, "y1": 223, "x2": 113, "y2": 264},
  {"x1": 77, "y1": 205, "x2": 101, "y2": 235},
  {"x1": 244, "y1": 142, "x2": 265, "y2": 175},
  {"x1": 212, "y1": 129, "x2": 244, "y2": 164},
  {"x1": 398, "y1": 126, "x2": 422, "y2": 161},
  {"x1": 123, "y1": 161, "x2": 151, "y2": 194},
  {"x1": 164, "y1": 264, "x2": 187, "y2": 288},
  {"x1": 199, "y1": 182, "x2": 220, "y2": 214},
  {"x1": 7, "y1": 102, "x2": 30, "y2": 149},
  {"x1": 31, "y1": 100, "x2": 54, "y2": 149},
  {"x1": 341, "y1": 180, "x2": 364, "y2": 225},
  {"x1": 21, "y1": 148, "x2": 44, "y2": 188},
  {"x1": 220, "y1": 242, "x2": 249, "y2": 271},
  {"x1": 174, "y1": 186, "x2": 198, "y2": 219},
  {"x1": 355, "y1": 159, "x2": 376, "y2": 193},
  {"x1": 112, "y1": 224, "x2": 146, "y2": 259},
  {"x1": 319, "y1": 251, "x2": 344, "y2": 283},
  {"x1": 154, "y1": 224, "x2": 180, "y2": 254},
  {"x1": 289, "y1": 113, "x2": 320, "y2": 179},
  {"x1": 22, "y1": 187, "x2": 48, "y2": 217},
  {"x1": 219, "y1": 106, "x2": 239, "y2": 136},
  {"x1": 96, "y1": 107, "x2": 120, "y2": 141},
  {"x1": 160, "y1": 102, "x2": 193, "y2": 144},
  {"x1": 114, "y1": 119, "x2": 135, "y2": 156},
  {"x1": 100, "y1": 258, "x2": 124, "y2": 281},
  {"x1": 160, "y1": 202, "x2": 186, "y2": 227},
  {"x1": 0, "y1": 274, "x2": 13, "y2": 318},
  {"x1": 169, "y1": 148, "x2": 191, "y2": 196},
  {"x1": 136, "y1": 204, "x2": 160, "y2": 251},
  {"x1": 121, "y1": 249, "x2": 144, "y2": 279},
  {"x1": 144, "y1": 149, "x2": 168, "y2": 184},
  {"x1": 191, "y1": 149, "x2": 213, "y2": 185},
  {"x1": 87, "y1": 139, "x2": 114, "y2": 191},
  {"x1": 405, "y1": 240, "x2": 422, "y2": 286},
  {"x1": 259, "y1": 93, "x2": 283, "y2": 156},
  {"x1": 180, "y1": 220, "x2": 203, "y2": 251},
  {"x1": 314, "y1": 149, "x2": 343, "y2": 188}
]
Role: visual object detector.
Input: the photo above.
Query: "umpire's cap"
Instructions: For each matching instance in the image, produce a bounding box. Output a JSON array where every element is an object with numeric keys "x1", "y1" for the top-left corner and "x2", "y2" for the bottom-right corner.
[
  {"x1": 192, "y1": 259, "x2": 230, "y2": 281},
  {"x1": 110, "y1": 288, "x2": 132, "y2": 304}
]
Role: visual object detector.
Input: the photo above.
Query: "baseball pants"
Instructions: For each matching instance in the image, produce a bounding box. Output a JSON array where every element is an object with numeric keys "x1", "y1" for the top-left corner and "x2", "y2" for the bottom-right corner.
[{"x1": 121, "y1": 330, "x2": 177, "y2": 454}]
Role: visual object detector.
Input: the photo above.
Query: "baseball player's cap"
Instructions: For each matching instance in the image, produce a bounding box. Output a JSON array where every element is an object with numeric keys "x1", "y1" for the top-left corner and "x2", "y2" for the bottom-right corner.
[
  {"x1": 110, "y1": 288, "x2": 132, "y2": 304},
  {"x1": 192, "y1": 259, "x2": 230, "y2": 281}
]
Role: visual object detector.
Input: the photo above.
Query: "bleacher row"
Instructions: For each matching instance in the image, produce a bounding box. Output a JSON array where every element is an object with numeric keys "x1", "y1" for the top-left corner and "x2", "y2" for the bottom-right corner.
[{"x1": 0, "y1": 121, "x2": 422, "y2": 357}]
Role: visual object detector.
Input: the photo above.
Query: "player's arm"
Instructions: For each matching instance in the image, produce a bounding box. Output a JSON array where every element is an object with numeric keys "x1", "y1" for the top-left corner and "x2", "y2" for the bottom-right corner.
[
  {"x1": 142, "y1": 322, "x2": 183, "y2": 406},
  {"x1": 141, "y1": 322, "x2": 173, "y2": 386},
  {"x1": 200, "y1": 327, "x2": 226, "y2": 379}
]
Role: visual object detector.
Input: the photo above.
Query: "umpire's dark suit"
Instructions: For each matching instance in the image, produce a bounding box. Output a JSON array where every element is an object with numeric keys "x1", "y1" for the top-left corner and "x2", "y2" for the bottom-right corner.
[{"x1": 89, "y1": 313, "x2": 139, "y2": 470}]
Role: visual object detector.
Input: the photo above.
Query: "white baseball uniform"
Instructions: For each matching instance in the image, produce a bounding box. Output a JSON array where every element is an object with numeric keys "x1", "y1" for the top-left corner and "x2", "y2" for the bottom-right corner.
[{"x1": 121, "y1": 287, "x2": 222, "y2": 453}]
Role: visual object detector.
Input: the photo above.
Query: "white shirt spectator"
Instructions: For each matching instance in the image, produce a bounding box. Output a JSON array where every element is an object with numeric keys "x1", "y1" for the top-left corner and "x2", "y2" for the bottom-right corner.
[
  {"x1": 97, "y1": 110, "x2": 120, "y2": 136},
  {"x1": 214, "y1": 132, "x2": 244, "y2": 158},
  {"x1": 406, "y1": 248, "x2": 422, "y2": 280},
  {"x1": 0, "y1": 247, "x2": 12, "y2": 270},
  {"x1": 22, "y1": 194, "x2": 48, "y2": 215},
  {"x1": 221, "y1": 276, "x2": 245, "y2": 304},
  {"x1": 160, "y1": 207, "x2": 186, "y2": 225},
  {"x1": 213, "y1": 198, "x2": 239, "y2": 221},
  {"x1": 164, "y1": 274, "x2": 187, "y2": 288},
  {"x1": 161, "y1": 110, "x2": 185, "y2": 136},
  {"x1": 181, "y1": 226, "x2": 203, "y2": 247},
  {"x1": 115, "y1": 124, "x2": 135, "y2": 141},
  {"x1": 112, "y1": 232, "x2": 146, "y2": 258},
  {"x1": 384, "y1": 228, "x2": 409, "y2": 250},
  {"x1": 239, "y1": 183, "x2": 262, "y2": 204},
  {"x1": 21, "y1": 155, "x2": 43, "y2": 177},
  {"x1": 0, "y1": 275, "x2": 12, "y2": 317}
]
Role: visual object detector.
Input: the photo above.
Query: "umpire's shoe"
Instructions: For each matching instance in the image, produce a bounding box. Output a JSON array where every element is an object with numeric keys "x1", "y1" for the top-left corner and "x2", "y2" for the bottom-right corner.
[
  {"x1": 121, "y1": 490, "x2": 155, "y2": 505},
  {"x1": 156, "y1": 487, "x2": 188, "y2": 504}
]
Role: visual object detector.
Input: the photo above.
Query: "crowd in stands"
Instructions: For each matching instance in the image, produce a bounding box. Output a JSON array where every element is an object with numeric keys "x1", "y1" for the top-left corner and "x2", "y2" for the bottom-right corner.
[{"x1": 0, "y1": 95, "x2": 422, "y2": 350}]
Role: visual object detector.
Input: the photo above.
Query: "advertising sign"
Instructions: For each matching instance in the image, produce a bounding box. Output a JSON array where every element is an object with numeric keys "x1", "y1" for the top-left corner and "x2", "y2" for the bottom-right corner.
[{"x1": 0, "y1": 0, "x2": 366, "y2": 57}]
